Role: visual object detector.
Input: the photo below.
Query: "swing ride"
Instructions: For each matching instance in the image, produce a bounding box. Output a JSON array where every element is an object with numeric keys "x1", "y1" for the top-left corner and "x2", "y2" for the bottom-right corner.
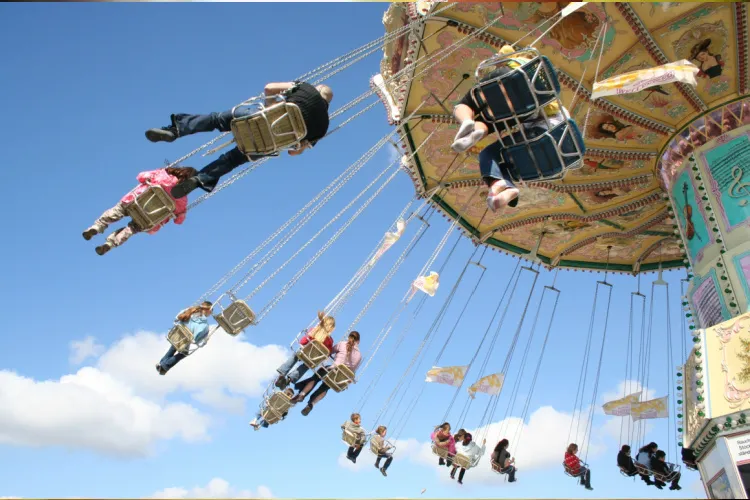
[{"x1": 91, "y1": 0, "x2": 750, "y2": 495}]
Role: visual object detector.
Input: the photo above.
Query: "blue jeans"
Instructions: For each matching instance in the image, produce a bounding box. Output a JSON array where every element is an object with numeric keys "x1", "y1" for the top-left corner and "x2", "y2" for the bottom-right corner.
[
  {"x1": 277, "y1": 353, "x2": 310, "y2": 384},
  {"x1": 478, "y1": 126, "x2": 547, "y2": 186},
  {"x1": 172, "y1": 109, "x2": 267, "y2": 192},
  {"x1": 255, "y1": 410, "x2": 269, "y2": 428},
  {"x1": 159, "y1": 345, "x2": 186, "y2": 372}
]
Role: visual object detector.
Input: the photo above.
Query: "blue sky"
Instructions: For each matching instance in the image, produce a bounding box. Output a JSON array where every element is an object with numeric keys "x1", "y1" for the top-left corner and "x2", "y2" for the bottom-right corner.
[{"x1": 0, "y1": 3, "x2": 704, "y2": 499}]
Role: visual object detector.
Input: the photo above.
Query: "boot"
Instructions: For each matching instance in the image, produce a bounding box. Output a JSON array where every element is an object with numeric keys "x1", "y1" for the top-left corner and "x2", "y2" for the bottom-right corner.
[
  {"x1": 82, "y1": 227, "x2": 99, "y2": 241},
  {"x1": 171, "y1": 177, "x2": 201, "y2": 199},
  {"x1": 95, "y1": 243, "x2": 113, "y2": 256},
  {"x1": 145, "y1": 116, "x2": 179, "y2": 143}
]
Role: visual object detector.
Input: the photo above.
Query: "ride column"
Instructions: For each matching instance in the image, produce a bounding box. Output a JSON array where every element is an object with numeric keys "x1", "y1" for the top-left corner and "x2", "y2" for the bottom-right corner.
[{"x1": 667, "y1": 105, "x2": 750, "y2": 497}]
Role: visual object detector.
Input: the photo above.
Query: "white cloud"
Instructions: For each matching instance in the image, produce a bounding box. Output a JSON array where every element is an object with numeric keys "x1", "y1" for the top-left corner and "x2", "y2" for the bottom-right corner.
[
  {"x1": 0, "y1": 330, "x2": 287, "y2": 457},
  {"x1": 69, "y1": 336, "x2": 105, "y2": 365},
  {"x1": 149, "y1": 478, "x2": 273, "y2": 499},
  {"x1": 0, "y1": 368, "x2": 210, "y2": 458}
]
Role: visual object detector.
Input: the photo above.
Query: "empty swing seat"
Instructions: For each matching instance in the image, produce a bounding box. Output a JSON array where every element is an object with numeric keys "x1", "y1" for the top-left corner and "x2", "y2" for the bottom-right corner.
[
  {"x1": 296, "y1": 340, "x2": 330, "y2": 370},
  {"x1": 231, "y1": 102, "x2": 307, "y2": 157},
  {"x1": 125, "y1": 185, "x2": 176, "y2": 231},
  {"x1": 261, "y1": 390, "x2": 293, "y2": 426},
  {"x1": 502, "y1": 119, "x2": 586, "y2": 182},
  {"x1": 214, "y1": 300, "x2": 256, "y2": 336},
  {"x1": 322, "y1": 364, "x2": 356, "y2": 393},
  {"x1": 471, "y1": 51, "x2": 561, "y2": 124},
  {"x1": 167, "y1": 324, "x2": 194, "y2": 354}
]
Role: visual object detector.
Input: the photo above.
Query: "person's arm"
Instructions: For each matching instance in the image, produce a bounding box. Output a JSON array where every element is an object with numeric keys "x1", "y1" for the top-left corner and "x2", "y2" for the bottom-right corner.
[
  {"x1": 265, "y1": 82, "x2": 295, "y2": 96},
  {"x1": 136, "y1": 170, "x2": 158, "y2": 184},
  {"x1": 288, "y1": 140, "x2": 311, "y2": 156}
]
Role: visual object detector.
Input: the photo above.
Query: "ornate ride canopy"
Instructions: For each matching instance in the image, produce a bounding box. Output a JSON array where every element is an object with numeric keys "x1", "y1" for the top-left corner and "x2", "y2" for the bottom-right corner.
[{"x1": 378, "y1": 2, "x2": 750, "y2": 274}]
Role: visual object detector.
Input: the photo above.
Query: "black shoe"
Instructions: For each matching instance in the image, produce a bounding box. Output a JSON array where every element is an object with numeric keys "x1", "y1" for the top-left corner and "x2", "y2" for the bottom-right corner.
[
  {"x1": 145, "y1": 123, "x2": 178, "y2": 143},
  {"x1": 347, "y1": 455, "x2": 355, "y2": 463},
  {"x1": 380, "y1": 467, "x2": 387, "y2": 477},
  {"x1": 275, "y1": 376, "x2": 288, "y2": 389},
  {"x1": 82, "y1": 228, "x2": 98, "y2": 241},
  {"x1": 171, "y1": 177, "x2": 200, "y2": 199},
  {"x1": 670, "y1": 485, "x2": 681, "y2": 491},
  {"x1": 95, "y1": 244, "x2": 112, "y2": 256},
  {"x1": 585, "y1": 486, "x2": 593, "y2": 491},
  {"x1": 301, "y1": 403, "x2": 313, "y2": 416},
  {"x1": 457, "y1": 480, "x2": 462, "y2": 485},
  {"x1": 508, "y1": 478, "x2": 516, "y2": 483},
  {"x1": 439, "y1": 458, "x2": 445, "y2": 466},
  {"x1": 655, "y1": 483, "x2": 664, "y2": 490}
]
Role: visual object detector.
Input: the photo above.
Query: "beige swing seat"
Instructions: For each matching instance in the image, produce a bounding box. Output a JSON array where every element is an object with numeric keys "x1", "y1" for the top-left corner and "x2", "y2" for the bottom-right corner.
[
  {"x1": 125, "y1": 185, "x2": 176, "y2": 231},
  {"x1": 296, "y1": 339, "x2": 330, "y2": 370},
  {"x1": 342, "y1": 427, "x2": 367, "y2": 447},
  {"x1": 167, "y1": 324, "x2": 194, "y2": 354},
  {"x1": 431, "y1": 443, "x2": 451, "y2": 459},
  {"x1": 370, "y1": 438, "x2": 396, "y2": 456},
  {"x1": 322, "y1": 364, "x2": 355, "y2": 393},
  {"x1": 231, "y1": 101, "x2": 307, "y2": 157},
  {"x1": 453, "y1": 452, "x2": 480, "y2": 469},
  {"x1": 260, "y1": 390, "x2": 293, "y2": 426},
  {"x1": 213, "y1": 299, "x2": 256, "y2": 336}
]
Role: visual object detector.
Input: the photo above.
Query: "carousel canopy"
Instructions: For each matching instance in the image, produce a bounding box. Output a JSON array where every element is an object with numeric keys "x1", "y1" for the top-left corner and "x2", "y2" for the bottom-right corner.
[{"x1": 379, "y1": 1, "x2": 749, "y2": 274}]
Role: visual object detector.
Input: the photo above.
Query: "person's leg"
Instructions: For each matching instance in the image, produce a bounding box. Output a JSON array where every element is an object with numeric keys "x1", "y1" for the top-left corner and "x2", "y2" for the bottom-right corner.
[
  {"x1": 172, "y1": 147, "x2": 249, "y2": 198},
  {"x1": 301, "y1": 384, "x2": 329, "y2": 415},
  {"x1": 160, "y1": 345, "x2": 187, "y2": 373},
  {"x1": 97, "y1": 222, "x2": 139, "y2": 255},
  {"x1": 504, "y1": 465, "x2": 516, "y2": 482},
  {"x1": 375, "y1": 453, "x2": 382, "y2": 468},
  {"x1": 583, "y1": 468, "x2": 592, "y2": 488},
  {"x1": 275, "y1": 354, "x2": 299, "y2": 388},
  {"x1": 450, "y1": 465, "x2": 458, "y2": 479},
  {"x1": 670, "y1": 471, "x2": 681, "y2": 490},
  {"x1": 352, "y1": 445, "x2": 363, "y2": 459},
  {"x1": 145, "y1": 108, "x2": 256, "y2": 143},
  {"x1": 287, "y1": 363, "x2": 310, "y2": 385},
  {"x1": 383, "y1": 454, "x2": 393, "y2": 471},
  {"x1": 85, "y1": 202, "x2": 127, "y2": 240},
  {"x1": 458, "y1": 467, "x2": 466, "y2": 483},
  {"x1": 439, "y1": 458, "x2": 445, "y2": 466},
  {"x1": 347, "y1": 446, "x2": 355, "y2": 458},
  {"x1": 291, "y1": 377, "x2": 318, "y2": 403}
]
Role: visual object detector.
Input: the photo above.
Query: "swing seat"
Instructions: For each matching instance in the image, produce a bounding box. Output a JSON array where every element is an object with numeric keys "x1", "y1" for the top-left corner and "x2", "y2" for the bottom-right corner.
[
  {"x1": 231, "y1": 102, "x2": 307, "y2": 157},
  {"x1": 342, "y1": 428, "x2": 366, "y2": 447},
  {"x1": 502, "y1": 119, "x2": 585, "y2": 182},
  {"x1": 653, "y1": 463, "x2": 681, "y2": 483},
  {"x1": 167, "y1": 324, "x2": 194, "y2": 354},
  {"x1": 213, "y1": 300, "x2": 256, "y2": 336},
  {"x1": 322, "y1": 364, "x2": 355, "y2": 393},
  {"x1": 684, "y1": 461, "x2": 698, "y2": 472},
  {"x1": 296, "y1": 339, "x2": 330, "y2": 370},
  {"x1": 370, "y1": 439, "x2": 395, "y2": 456},
  {"x1": 431, "y1": 443, "x2": 451, "y2": 459},
  {"x1": 260, "y1": 390, "x2": 293, "y2": 426},
  {"x1": 491, "y1": 460, "x2": 508, "y2": 474},
  {"x1": 634, "y1": 462, "x2": 651, "y2": 477},
  {"x1": 453, "y1": 453, "x2": 478, "y2": 469},
  {"x1": 563, "y1": 461, "x2": 589, "y2": 477},
  {"x1": 124, "y1": 185, "x2": 176, "y2": 231},
  {"x1": 471, "y1": 49, "x2": 561, "y2": 124}
]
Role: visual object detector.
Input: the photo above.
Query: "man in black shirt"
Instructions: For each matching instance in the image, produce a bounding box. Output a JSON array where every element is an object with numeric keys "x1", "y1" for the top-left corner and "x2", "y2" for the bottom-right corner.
[{"x1": 144, "y1": 81, "x2": 332, "y2": 198}]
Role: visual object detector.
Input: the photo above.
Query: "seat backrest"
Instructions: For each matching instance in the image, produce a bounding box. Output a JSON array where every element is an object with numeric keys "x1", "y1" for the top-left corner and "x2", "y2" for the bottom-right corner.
[
  {"x1": 431, "y1": 443, "x2": 450, "y2": 458},
  {"x1": 267, "y1": 391, "x2": 292, "y2": 414},
  {"x1": 231, "y1": 102, "x2": 307, "y2": 156},
  {"x1": 297, "y1": 340, "x2": 329, "y2": 370},
  {"x1": 453, "y1": 453, "x2": 472, "y2": 469},
  {"x1": 323, "y1": 364, "x2": 355, "y2": 393},
  {"x1": 125, "y1": 185, "x2": 176, "y2": 231},
  {"x1": 214, "y1": 300, "x2": 256, "y2": 336},
  {"x1": 167, "y1": 324, "x2": 194, "y2": 353}
]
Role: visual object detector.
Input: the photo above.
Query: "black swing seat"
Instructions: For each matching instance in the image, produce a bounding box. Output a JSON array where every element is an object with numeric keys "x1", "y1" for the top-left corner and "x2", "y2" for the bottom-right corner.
[
  {"x1": 230, "y1": 101, "x2": 307, "y2": 157},
  {"x1": 260, "y1": 390, "x2": 293, "y2": 426},
  {"x1": 322, "y1": 364, "x2": 355, "y2": 393},
  {"x1": 502, "y1": 118, "x2": 586, "y2": 182},
  {"x1": 125, "y1": 185, "x2": 176, "y2": 232},
  {"x1": 296, "y1": 339, "x2": 330, "y2": 370},
  {"x1": 213, "y1": 298, "x2": 256, "y2": 336},
  {"x1": 471, "y1": 48, "x2": 562, "y2": 124},
  {"x1": 167, "y1": 324, "x2": 194, "y2": 354}
]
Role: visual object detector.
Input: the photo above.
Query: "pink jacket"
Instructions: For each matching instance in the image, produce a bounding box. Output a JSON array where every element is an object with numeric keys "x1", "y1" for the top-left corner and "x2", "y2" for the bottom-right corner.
[
  {"x1": 330, "y1": 340, "x2": 362, "y2": 372},
  {"x1": 431, "y1": 430, "x2": 457, "y2": 455},
  {"x1": 121, "y1": 169, "x2": 187, "y2": 234}
]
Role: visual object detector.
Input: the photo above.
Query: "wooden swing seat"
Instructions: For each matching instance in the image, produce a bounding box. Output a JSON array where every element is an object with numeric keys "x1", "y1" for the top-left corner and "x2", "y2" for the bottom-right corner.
[
  {"x1": 297, "y1": 339, "x2": 330, "y2": 370},
  {"x1": 231, "y1": 102, "x2": 307, "y2": 156},
  {"x1": 167, "y1": 324, "x2": 194, "y2": 354},
  {"x1": 214, "y1": 299, "x2": 256, "y2": 336},
  {"x1": 322, "y1": 364, "x2": 355, "y2": 393},
  {"x1": 431, "y1": 443, "x2": 451, "y2": 459},
  {"x1": 370, "y1": 439, "x2": 395, "y2": 456},
  {"x1": 125, "y1": 185, "x2": 176, "y2": 231},
  {"x1": 261, "y1": 390, "x2": 293, "y2": 425},
  {"x1": 342, "y1": 428, "x2": 366, "y2": 447}
]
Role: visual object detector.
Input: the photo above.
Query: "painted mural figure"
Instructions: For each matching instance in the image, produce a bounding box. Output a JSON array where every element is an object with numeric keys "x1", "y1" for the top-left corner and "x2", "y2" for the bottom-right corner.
[
  {"x1": 145, "y1": 82, "x2": 333, "y2": 199},
  {"x1": 690, "y1": 39, "x2": 723, "y2": 79}
]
